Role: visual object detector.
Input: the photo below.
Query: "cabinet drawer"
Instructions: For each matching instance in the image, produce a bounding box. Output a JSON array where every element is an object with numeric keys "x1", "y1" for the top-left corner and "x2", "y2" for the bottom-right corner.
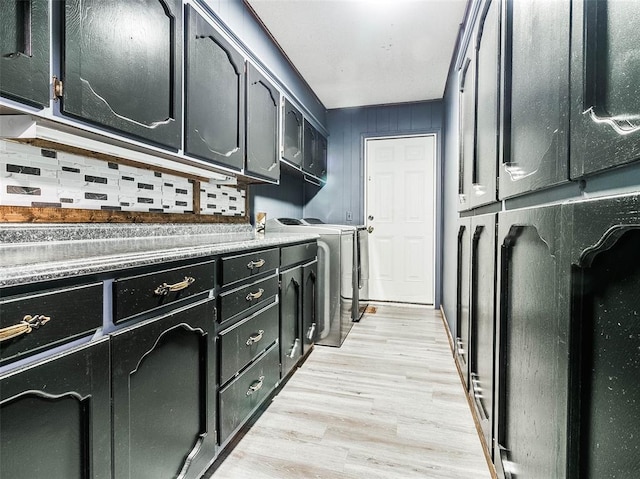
[
  {"x1": 221, "y1": 248, "x2": 279, "y2": 287},
  {"x1": 0, "y1": 283, "x2": 103, "y2": 365},
  {"x1": 281, "y1": 242, "x2": 317, "y2": 269},
  {"x1": 219, "y1": 344, "x2": 280, "y2": 444},
  {"x1": 219, "y1": 274, "x2": 278, "y2": 324},
  {"x1": 219, "y1": 302, "x2": 279, "y2": 385},
  {"x1": 113, "y1": 259, "x2": 215, "y2": 323}
]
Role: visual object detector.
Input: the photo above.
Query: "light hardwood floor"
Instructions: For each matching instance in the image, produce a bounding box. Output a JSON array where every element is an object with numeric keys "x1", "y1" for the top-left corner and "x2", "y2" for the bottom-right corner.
[{"x1": 209, "y1": 303, "x2": 492, "y2": 479}]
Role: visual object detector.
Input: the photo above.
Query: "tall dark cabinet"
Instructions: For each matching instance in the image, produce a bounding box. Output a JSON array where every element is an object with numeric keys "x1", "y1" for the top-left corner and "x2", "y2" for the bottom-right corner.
[
  {"x1": 246, "y1": 63, "x2": 279, "y2": 181},
  {"x1": 499, "y1": 0, "x2": 570, "y2": 198},
  {"x1": 458, "y1": 40, "x2": 476, "y2": 211},
  {"x1": 0, "y1": 339, "x2": 111, "y2": 479},
  {"x1": 185, "y1": 6, "x2": 245, "y2": 171},
  {"x1": 62, "y1": 0, "x2": 183, "y2": 149},
  {"x1": 455, "y1": 218, "x2": 471, "y2": 388},
  {"x1": 0, "y1": 0, "x2": 50, "y2": 108}
]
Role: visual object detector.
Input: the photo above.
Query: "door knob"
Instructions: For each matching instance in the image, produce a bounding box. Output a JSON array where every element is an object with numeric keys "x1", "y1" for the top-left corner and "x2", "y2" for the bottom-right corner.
[{"x1": 367, "y1": 226, "x2": 374, "y2": 233}]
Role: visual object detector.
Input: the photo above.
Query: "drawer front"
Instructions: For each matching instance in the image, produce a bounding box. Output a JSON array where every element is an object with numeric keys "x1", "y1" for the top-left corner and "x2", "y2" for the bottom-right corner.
[
  {"x1": 219, "y1": 274, "x2": 278, "y2": 324},
  {"x1": 221, "y1": 248, "x2": 279, "y2": 287},
  {"x1": 219, "y1": 344, "x2": 279, "y2": 444},
  {"x1": 113, "y1": 259, "x2": 215, "y2": 323},
  {"x1": 0, "y1": 283, "x2": 103, "y2": 364},
  {"x1": 219, "y1": 302, "x2": 279, "y2": 385},
  {"x1": 281, "y1": 242, "x2": 317, "y2": 269}
]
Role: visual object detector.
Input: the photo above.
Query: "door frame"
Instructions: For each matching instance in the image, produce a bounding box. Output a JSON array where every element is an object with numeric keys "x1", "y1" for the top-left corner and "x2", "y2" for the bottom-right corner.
[{"x1": 362, "y1": 131, "x2": 441, "y2": 306}]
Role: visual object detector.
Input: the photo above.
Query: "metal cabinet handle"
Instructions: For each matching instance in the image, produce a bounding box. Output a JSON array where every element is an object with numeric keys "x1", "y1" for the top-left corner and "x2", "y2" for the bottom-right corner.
[
  {"x1": 246, "y1": 329, "x2": 265, "y2": 346},
  {"x1": 307, "y1": 323, "x2": 316, "y2": 341},
  {"x1": 154, "y1": 276, "x2": 195, "y2": 296},
  {"x1": 246, "y1": 376, "x2": 265, "y2": 396},
  {"x1": 288, "y1": 338, "x2": 300, "y2": 359},
  {"x1": 247, "y1": 259, "x2": 266, "y2": 270},
  {"x1": 245, "y1": 288, "x2": 264, "y2": 301},
  {"x1": 455, "y1": 338, "x2": 465, "y2": 356},
  {"x1": 0, "y1": 314, "x2": 50, "y2": 343}
]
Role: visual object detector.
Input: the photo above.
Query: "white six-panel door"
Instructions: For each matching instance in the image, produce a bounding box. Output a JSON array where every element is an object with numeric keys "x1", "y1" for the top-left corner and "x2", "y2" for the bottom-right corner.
[{"x1": 365, "y1": 135, "x2": 435, "y2": 304}]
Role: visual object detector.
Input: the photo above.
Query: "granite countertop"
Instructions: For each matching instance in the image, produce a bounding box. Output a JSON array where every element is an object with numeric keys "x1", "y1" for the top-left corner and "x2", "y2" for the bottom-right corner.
[{"x1": 0, "y1": 223, "x2": 318, "y2": 288}]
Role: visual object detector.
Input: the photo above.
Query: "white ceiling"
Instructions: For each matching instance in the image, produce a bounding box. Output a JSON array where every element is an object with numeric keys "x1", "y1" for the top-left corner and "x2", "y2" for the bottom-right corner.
[{"x1": 246, "y1": 0, "x2": 468, "y2": 110}]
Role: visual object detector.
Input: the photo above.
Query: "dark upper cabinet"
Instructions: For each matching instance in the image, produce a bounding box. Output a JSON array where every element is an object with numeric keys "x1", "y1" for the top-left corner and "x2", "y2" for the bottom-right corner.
[
  {"x1": 246, "y1": 62, "x2": 279, "y2": 182},
  {"x1": 185, "y1": 6, "x2": 245, "y2": 171},
  {"x1": 570, "y1": 0, "x2": 640, "y2": 178},
  {"x1": 458, "y1": 43, "x2": 476, "y2": 212},
  {"x1": 0, "y1": 339, "x2": 111, "y2": 479},
  {"x1": 62, "y1": 0, "x2": 182, "y2": 150},
  {"x1": 469, "y1": 213, "x2": 497, "y2": 452},
  {"x1": 500, "y1": 0, "x2": 570, "y2": 199},
  {"x1": 111, "y1": 299, "x2": 216, "y2": 479},
  {"x1": 303, "y1": 119, "x2": 326, "y2": 181},
  {"x1": 0, "y1": 0, "x2": 50, "y2": 108},
  {"x1": 282, "y1": 98, "x2": 303, "y2": 167},
  {"x1": 455, "y1": 218, "x2": 471, "y2": 388},
  {"x1": 471, "y1": 0, "x2": 500, "y2": 209},
  {"x1": 495, "y1": 205, "x2": 568, "y2": 479},
  {"x1": 315, "y1": 133, "x2": 328, "y2": 181},
  {"x1": 563, "y1": 194, "x2": 640, "y2": 479}
]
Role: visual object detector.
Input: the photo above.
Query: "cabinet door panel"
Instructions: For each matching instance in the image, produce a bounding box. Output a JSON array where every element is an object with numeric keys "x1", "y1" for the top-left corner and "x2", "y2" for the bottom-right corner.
[
  {"x1": 0, "y1": 0, "x2": 49, "y2": 107},
  {"x1": 470, "y1": 213, "x2": 496, "y2": 451},
  {"x1": 303, "y1": 118, "x2": 317, "y2": 176},
  {"x1": 63, "y1": 0, "x2": 182, "y2": 149},
  {"x1": 472, "y1": 0, "x2": 499, "y2": 209},
  {"x1": 496, "y1": 207, "x2": 567, "y2": 478},
  {"x1": 302, "y1": 260, "x2": 318, "y2": 355},
  {"x1": 283, "y1": 98, "x2": 303, "y2": 167},
  {"x1": 246, "y1": 63, "x2": 279, "y2": 181},
  {"x1": 111, "y1": 299, "x2": 216, "y2": 479},
  {"x1": 185, "y1": 6, "x2": 244, "y2": 170},
  {"x1": 571, "y1": 0, "x2": 640, "y2": 177},
  {"x1": 315, "y1": 133, "x2": 328, "y2": 181},
  {"x1": 280, "y1": 267, "x2": 302, "y2": 378},
  {"x1": 0, "y1": 339, "x2": 111, "y2": 479},
  {"x1": 458, "y1": 45, "x2": 475, "y2": 212},
  {"x1": 500, "y1": 0, "x2": 570, "y2": 198},
  {"x1": 455, "y1": 218, "x2": 471, "y2": 386}
]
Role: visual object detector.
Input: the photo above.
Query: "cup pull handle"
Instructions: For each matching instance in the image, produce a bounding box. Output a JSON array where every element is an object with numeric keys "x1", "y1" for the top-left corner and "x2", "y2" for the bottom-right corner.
[
  {"x1": 246, "y1": 376, "x2": 265, "y2": 396},
  {"x1": 0, "y1": 314, "x2": 51, "y2": 343},
  {"x1": 246, "y1": 288, "x2": 265, "y2": 301},
  {"x1": 154, "y1": 276, "x2": 195, "y2": 296},
  {"x1": 246, "y1": 329, "x2": 265, "y2": 346}
]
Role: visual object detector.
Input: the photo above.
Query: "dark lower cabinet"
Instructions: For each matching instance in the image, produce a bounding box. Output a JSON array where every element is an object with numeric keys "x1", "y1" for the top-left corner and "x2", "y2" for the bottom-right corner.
[
  {"x1": 495, "y1": 205, "x2": 568, "y2": 479},
  {"x1": 62, "y1": 0, "x2": 182, "y2": 149},
  {"x1": 185, "y1": 6, "x2": 245, "y2": 170},
  {"x1": 246, "y1": 62, "x2": 279, "y2": 182},
  {"x1": 0, "y1": 338, "x2": 111, "y2": 479},
  {"x1": 500, "y1": 0, "x2": 570, "y2": 199},
  {"x1": 565, "y1": 195, "x2": 640, "y2": 479},
  {"x1": 111, "y1": 299, "x2": 216, "y2": 479},
  {"x1": 280, "y1": 266, "x2": 302, "y2": 378},
  {"x1": 302, "y1": 260, "x2": 318, "y2": 355},
  {"x1": 570, "y1": 0, "x2": 640, "y2": 178},
  {"x1": 469, "y1": 213, "x2": 496, "y2": 451},
  {"x1": 0, "y1": 0, "x2": 50, "y2": 107},
  {"x1": 455, "y1": 218, "x2": 471, "y2": 388}
]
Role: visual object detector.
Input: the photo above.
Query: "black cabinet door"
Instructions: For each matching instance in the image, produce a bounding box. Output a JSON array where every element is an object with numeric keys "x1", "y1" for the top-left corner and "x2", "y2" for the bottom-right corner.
[
  {"x1": 63, "y1": 0, "x2": 182, "y2": 149},
  {"x1": 282, "y1": 98, "x2": 303, "y2": 167},
  {"x1": 185, "y1": 6, "x2": 244, "y2": 170},
  {"x1": 458, "y1": 44, "x2": 475, "y2": 212},
  {"x1": 302, "y1": 118, "x2": 317, "y2": 176},
  {"x1": 500, "y1": 0, "x2": 570, "y2": 199},
  {"x1": 0, "y1": 0, "x2": 49, "y2": 107},
  {"x1": 564, "y1": 194, "x2": 640, "y2": 479},
  {"x1": 469, "y1": 213, "x2": 497, "y2": 452},
  {"x1": 455, "y1": 218, "x2": 471, "y2": 387},
  {"x1": 0, "y1": 339, "x2": 110, "y2": 479},
  {"x1": 302, "y1": 259, "x2": 318, "y2": 355},
  {"x1": 570, "y1": 0, "x2": 640, "y2": 178},
  {"x1": 471, "y1": 0, "x2": 499, "y2": 209},
  {"x1": 111, "y1": 299, "x2": 216, "y2": 479},
  {"x1": 315, "y1": 133, "x2": 328, "y2": 181},
  {"x1": 495, "y1": 205, "x2": 567, "y2": 479},
  {"x1": 246, "y1": 63, "x2": 279, "y2": 181},
  {"x1": 280, "y1": 266, "x2": 302, "y2": 378}
]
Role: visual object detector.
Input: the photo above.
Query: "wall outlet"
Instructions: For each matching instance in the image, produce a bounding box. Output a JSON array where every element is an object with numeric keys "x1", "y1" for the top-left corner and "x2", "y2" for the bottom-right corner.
[{"x1": 346, "y1": 211, "x2": 353, "y2": 221}]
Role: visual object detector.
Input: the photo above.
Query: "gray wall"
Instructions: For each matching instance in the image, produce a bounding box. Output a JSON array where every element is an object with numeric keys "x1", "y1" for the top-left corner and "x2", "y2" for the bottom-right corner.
[{"x1": 250, "y1": 169, "x2": 305, "y2": 221}]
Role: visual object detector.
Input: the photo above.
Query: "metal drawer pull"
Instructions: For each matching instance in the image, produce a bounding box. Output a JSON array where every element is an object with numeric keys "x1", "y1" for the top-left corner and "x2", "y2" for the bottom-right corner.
[
  {"x1": 154, "y1": 276, "x2": 195, "y2": 296},
  {"x1": 245, "y1": 288, "x2": 264, "y2": 301},
  {"x1": 0, "y1": 314, "x2": 51, "y2": 343},
  {"x1": 288, "y1": 338, "x2": 300, "y2": 359},
  {"x1": 246, "y1": 376, "x2": 265, "y2": 396},
  {"x1": 247, "y1": 259, "x2": 266, "y2": 270},
  {"x1": 246, "y1": 329, "x2": 265, "y2": 346},
  {"x1": 307, "y1": 323, "x2": 316, "y2": 341}
]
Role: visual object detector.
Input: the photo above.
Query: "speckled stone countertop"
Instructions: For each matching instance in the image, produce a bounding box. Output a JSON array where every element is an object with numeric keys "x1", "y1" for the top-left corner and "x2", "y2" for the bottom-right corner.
[{"x1": 0, "y1": 223, "x2": 318, "y2": 288}]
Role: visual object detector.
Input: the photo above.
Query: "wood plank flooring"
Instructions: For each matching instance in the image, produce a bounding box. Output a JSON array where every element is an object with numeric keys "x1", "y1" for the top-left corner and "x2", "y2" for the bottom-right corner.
[{"x1": 209, "y1": 303, "x2": 492, "y2": 479}]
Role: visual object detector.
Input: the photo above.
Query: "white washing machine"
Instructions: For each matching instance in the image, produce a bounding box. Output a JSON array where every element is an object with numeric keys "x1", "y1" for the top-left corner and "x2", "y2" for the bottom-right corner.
[{"x1": 267, "y1": 218, "x2": 355, "y2": 347}]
